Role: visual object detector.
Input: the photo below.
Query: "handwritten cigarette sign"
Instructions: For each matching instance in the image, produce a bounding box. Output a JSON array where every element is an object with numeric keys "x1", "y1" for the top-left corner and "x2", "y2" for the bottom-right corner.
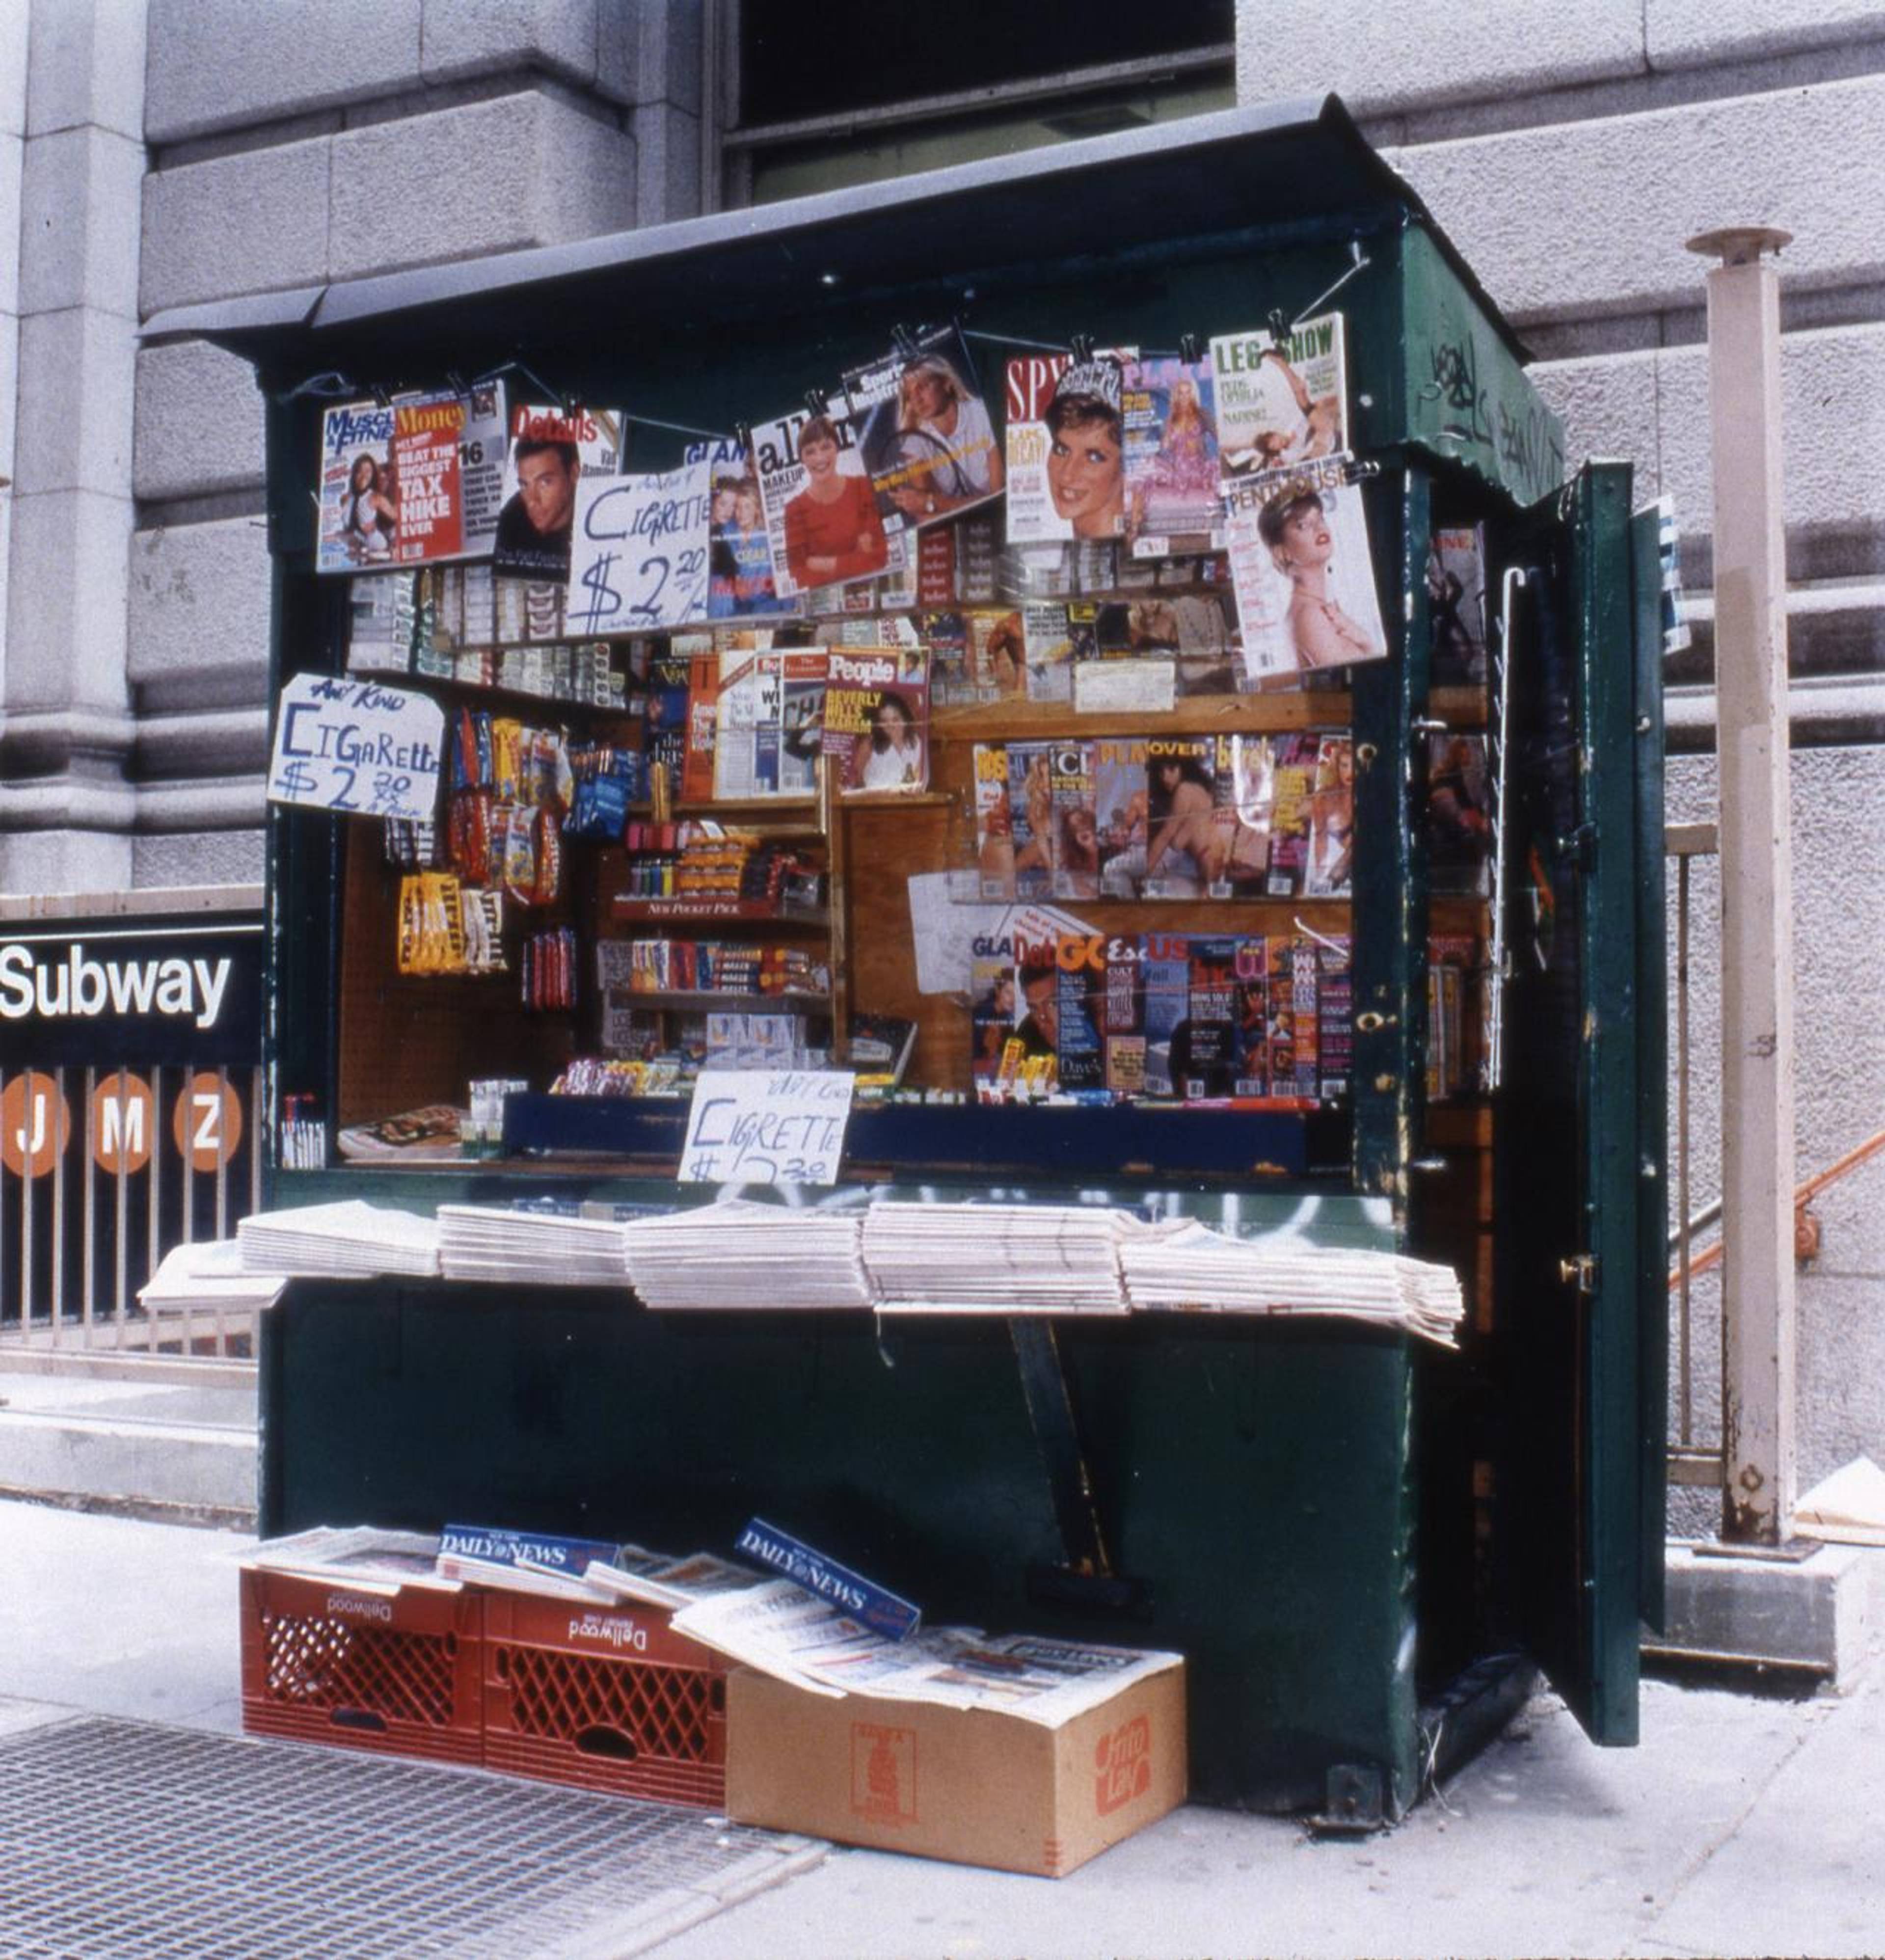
[
  {"x1": 679, "y1": 1070, "x2": 856, "y2": 1187},
  {"x1": 566, "y1": 460, "x2": 712, "y2": 635},
  {"x1": 268, "y1": 672, "x2": 444, "y2": 820}
]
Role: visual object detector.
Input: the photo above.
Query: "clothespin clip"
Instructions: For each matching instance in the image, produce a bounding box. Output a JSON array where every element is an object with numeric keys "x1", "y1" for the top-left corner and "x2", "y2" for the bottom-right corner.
[
  {"x1": 1070, "y1": 334, "x2": 1094, "y2": 364},
  {"x1": 370, "y1": 384, "x2": 392, "y2": 408},
  {"x1": 733, "y1": 422, "x2": 753, "y2": 455},
  {"x1": 1178, "y1": 333, "x2": 1201, "y2": 366},
  {"x1": 805, "y1": 388, "x2": 832, "y2": 419},
  {"x1": 445, "y1": 369, "x2": 466, "y2": 397},
  {"x1": 1266, "y1": 308, "x2": 1291, "y2": 345},
  {"x1": 891, "y1": 323, "x2": 918, "y2": 358}
]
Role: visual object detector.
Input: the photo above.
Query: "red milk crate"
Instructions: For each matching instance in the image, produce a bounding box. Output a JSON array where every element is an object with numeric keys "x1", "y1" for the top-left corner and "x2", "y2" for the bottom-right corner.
[
  {"x1": 478, "y1": 1586, "x2": 728, "y2": 1806},
  {"x1": 240, "y1": 1564, "x2": 484, "y2": 1767}
]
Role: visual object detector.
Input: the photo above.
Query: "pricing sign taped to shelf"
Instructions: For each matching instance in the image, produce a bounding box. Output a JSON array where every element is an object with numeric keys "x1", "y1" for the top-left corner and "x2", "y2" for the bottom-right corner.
[
  {"x1": 268, "y1": 672, "x2": 444, "y2": 820},
  {"x1": 679, "y1": 1069, "x2": 856, "y2": 1187},
  {"x1": 566, "y1": 460, "x2": 712, "y2": 634}
]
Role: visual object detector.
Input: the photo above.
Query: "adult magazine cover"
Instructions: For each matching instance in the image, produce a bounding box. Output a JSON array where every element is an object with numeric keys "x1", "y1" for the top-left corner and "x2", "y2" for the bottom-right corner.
[
  {"x1": 820, "y1": 648, "x2": 929, "y2": 794},
  {"x1": 1211, "y1": 311, "x2": 1348, "y2": 481},
  {"x1": 1049, "y1": 742, "x2": 1100, "y2": 901},
  {"x1": 318, "y1": 384, "x2": 507, "y2": 574},
  {"x1": 1094, "y1": 736, "x2": 1148, "y2": 899},
  {"x1": 1006, "y1": 740, "x2": 1057, "y2": 900},
  {"x1": 688, "y1": 436, "x2": 800, "y2": 621},
  {"x1": 1427, "y1": 522, "x2": 1489, "y2": 685},
  {"x1": 1224, "y1": 458, "x2": 1387, "y2": 683},
  {"x1": 1302, "y1": 735, "x2": 1356, "y2": 898},
  {"x1": 973, "y1": 741, "x2": 1015, "y2": 899},
  {"x1": 844, "y1": 323, "x2": 1004, "y2": 538},
  {"x1": 1121, "y1": 355, "x2": 1223, "y2": 560},
  {"x1": 750, "y1": 403, "x2": 894, "y2": 598},
  {"x1": 493, "y1": 401, "x2": 624, "y2": 581}
]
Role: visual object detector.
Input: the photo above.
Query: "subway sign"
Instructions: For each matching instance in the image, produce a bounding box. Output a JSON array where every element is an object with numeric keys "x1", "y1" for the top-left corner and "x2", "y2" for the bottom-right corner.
[{"x1": 0, "y1": 916, "x2": 261, "y2": 1070}]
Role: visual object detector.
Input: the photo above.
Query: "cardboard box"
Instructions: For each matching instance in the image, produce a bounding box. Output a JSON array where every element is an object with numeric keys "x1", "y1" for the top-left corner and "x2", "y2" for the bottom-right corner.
[{"x1": 726, "y1": 1656, "x2": 1186, "y2": 1878}]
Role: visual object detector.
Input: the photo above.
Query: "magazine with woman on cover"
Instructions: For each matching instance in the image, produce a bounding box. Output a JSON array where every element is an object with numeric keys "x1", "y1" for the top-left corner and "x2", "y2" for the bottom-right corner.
[{"x1": 845, "y1": 324, "x2": 1004, "y2": 537}]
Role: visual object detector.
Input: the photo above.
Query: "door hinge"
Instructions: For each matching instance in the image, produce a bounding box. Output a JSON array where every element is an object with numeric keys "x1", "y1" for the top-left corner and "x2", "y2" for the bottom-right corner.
[{"x1": 1558, "y1": 1253, "x2": 1596, "y2": 1294}]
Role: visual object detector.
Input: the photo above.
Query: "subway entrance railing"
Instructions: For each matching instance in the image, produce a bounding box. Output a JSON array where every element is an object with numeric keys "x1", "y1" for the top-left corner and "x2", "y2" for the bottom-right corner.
[{"x1": 0, "y1": 891, "x2": 263, "y2": 1363}]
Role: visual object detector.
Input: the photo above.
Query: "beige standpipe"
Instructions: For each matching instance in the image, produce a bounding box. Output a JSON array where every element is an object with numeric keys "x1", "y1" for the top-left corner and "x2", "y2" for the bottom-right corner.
[{"x1": 1685, "y1": 225, "x2": 1798, "y2": 1545}]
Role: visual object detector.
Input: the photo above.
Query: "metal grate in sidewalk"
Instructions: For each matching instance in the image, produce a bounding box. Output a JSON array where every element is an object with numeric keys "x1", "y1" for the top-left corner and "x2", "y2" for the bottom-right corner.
[{"x1": 0, "y1": 1716, "x2": 825, "y2": 1960}]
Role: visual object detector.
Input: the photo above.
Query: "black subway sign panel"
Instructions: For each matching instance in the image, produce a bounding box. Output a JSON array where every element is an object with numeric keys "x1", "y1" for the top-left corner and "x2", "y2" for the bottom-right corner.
[{"x1": 0, "y1": 919, "x2": 261, "y2": 1069}]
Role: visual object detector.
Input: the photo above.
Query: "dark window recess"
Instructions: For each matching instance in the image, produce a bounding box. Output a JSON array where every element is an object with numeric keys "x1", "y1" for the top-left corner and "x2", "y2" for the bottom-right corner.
[{"x1": 737, "y1": 0, "x2": 1234, "y2": 126}]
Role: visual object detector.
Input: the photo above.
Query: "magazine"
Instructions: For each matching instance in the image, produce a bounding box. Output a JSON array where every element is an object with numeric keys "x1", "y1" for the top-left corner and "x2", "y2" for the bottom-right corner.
[
  {"x1": 1122, "y1": 355, "x2": 1223, "y2": 560},
  {"x1": 1049, "y1": 742, "x2": 1100, "y2": 901},
  {"x1": 821, "y1": 647, "x2": 930, "y2": 793},
  {"x1": 317, "y1": 384, "x2": 508, "y2": 575},
  {"x1": 1265, "y1": 732, "x2": 1320, "y2": 896},
  {"x1": 1051, "y1": 929, "x2": 1107, "y2": 1093},
  {"x1": 1003, "y1": 351, "x2": 1075, "y2": 545},
  {"x1": 1010, "y1": 355, "x2": 1128, "y2": 548},
  {"x1": 973, "y1": 741, "x2": 1016, "y2": 899},
  {"x1": 713, "y1": 647, "x2": 829, "y2": 799},
  {"x1": 1021, "y1": 601, "x2": 1076, "y2": 703},
  {"x1": 967, "y1": 608, "x2": 1027, "y2": 702},
  {"x1": 1428, "y1": 522, "x2": 1489, "y2": 686},
  {"x1": 1225, "y1": 458, "x2": 1387, "y2": 683},
  {"x1": 493, "y1": 401, "x2": 624, "y2": 582},
  {"x1": 1302, "y1": 736, "x2": 1356, "y2": 898},
  {"x1": 751, "y1": 403, "x2": 893, "y2": 597},
  {"x1": 690, "y1": 435, "x2": 801, "y2": 621},
  {"x1": 1141, "y1": 735, "x2": 1216, "y2": 898},
  {"x1": 1212, "y1": 310, "x2": 1348, "y2": 481},
  {"x1": 1094, "y1": 736, "x2": 1148, "y2": 899},
  {"x1": 1426, "y1": 731, "x2": 1493, "y2": 893},
  {"x1": 1006, "y1": 739, "x2": 1058, "y2": 899},
  {"x1": 845, "y1": 323, "x2": 1004, "y2": 537}
]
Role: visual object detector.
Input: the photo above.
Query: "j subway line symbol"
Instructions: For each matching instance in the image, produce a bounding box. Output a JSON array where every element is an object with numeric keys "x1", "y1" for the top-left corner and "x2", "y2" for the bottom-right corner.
[{"x1": 0, "y1": 942, "x2": 234, "y2": 1029}]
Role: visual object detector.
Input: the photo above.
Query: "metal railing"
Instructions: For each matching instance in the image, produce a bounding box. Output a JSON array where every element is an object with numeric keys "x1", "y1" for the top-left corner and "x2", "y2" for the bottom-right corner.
[{"x1": 0, "y1": 1063, "x2": 264, "y2": 1362}]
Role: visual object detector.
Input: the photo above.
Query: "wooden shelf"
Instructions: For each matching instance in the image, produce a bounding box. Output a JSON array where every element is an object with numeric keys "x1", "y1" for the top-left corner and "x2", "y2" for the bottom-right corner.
[
  {"x1": 611, "y1": 988, "x2": 831, "y2": 1011},
  {"x1": 610, "y1": 897, "x2": 830, "y2": 925}
]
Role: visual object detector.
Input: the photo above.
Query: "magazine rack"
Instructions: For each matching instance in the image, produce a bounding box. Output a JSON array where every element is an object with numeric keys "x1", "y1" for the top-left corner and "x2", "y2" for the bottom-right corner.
[{"x1": 151, "y1": 96, "x2": 1667, "y2": 1818}]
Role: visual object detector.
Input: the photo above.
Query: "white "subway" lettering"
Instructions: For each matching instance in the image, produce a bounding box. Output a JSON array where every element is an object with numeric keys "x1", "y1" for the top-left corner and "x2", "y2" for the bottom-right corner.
[{"x1": 0, "y1": 944, "x2": 234, "y2": 1030}]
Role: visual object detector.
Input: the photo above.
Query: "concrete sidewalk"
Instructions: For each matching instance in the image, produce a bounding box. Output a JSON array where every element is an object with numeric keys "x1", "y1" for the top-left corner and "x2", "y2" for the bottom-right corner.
[{"x1": 3, "y1": 1496, "x2": 1882, "y2": 1959}]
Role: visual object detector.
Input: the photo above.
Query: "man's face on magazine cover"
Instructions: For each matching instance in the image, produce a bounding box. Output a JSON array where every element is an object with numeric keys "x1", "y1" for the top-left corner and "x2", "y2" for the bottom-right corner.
[{"x1": 518, "y1": 450, "x2": 578, "y2": 535}]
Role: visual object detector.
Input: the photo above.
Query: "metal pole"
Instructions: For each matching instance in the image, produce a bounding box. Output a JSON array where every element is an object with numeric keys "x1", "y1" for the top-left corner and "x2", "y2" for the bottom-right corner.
[{"x1": 1686, "y1": 225, "x2": 1798, "y2": 1544}]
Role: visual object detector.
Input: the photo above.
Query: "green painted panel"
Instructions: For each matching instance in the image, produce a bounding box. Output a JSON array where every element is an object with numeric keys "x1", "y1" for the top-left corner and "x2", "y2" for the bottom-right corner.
[
  {"x1": 262, "y1": 1286, "x2": 1420, "y2": 1814},
  {"x1": 1400, "y1": 227, "x2": 1566, "y2": 508}
]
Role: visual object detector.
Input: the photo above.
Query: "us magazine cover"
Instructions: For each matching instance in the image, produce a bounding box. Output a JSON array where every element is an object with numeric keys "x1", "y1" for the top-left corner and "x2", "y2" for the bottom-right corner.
[
  {"x1": 493, "y1": 401, "x2": 624, "y2": 582},
  {"x1": 821, "y1": 648, "x2": 929, "y2": 794},
  {"x1": 1212, "y1": 311, "x2": 1347, "y2": 481},
  {"x1": 1122, "y1": 355, "x2": 1223, "y2": 560},
  {"x1": 845, "y1": 323, "x2": 1004, "y2": 537},
  {"x1": 690, "y1": 435, "x2": 800, "y2": 621},
  {"x1": 751, "y1": 403, "x2": 892, "y2": 598}
]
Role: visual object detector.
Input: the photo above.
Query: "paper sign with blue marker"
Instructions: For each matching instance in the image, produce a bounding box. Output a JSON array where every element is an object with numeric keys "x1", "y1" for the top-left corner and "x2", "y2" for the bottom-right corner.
[{"x1": 269, "y1": 671, "x2": 444, "y2": 821}]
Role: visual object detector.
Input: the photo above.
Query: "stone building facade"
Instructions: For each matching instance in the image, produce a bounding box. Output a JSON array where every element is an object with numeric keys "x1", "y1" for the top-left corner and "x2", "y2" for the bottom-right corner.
[{"x1": 0, "y1": 2, "x2": 1878, "y2": 1502}]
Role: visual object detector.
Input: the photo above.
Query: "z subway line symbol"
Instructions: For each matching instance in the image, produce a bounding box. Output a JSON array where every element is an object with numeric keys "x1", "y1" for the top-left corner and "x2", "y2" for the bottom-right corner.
[{"x1": 0, "y1": 942, "x2": 234, "y2": 1030}]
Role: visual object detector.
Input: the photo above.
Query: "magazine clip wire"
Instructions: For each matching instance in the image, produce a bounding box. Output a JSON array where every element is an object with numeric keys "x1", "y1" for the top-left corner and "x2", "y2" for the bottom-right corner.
[
  {"x1": 1293, "y1": 916, "x2": 1350, "y2": 960},
  {"x1": 1177, "y1": 333, "x2": 1202, "y2": 366},
  {"x1": 277, "y1": 371, "x2": 356, "y2": 403},
  {"x1": 1288, "y1": 240, "x2": 1372, "y2": 331},
  {"x1": 369, "y1": 384, "x2": 393, "y2": 409},
  {"x1": 444, "y1": 369, "x2": 466, "y2": 397},
  {"x1": 1069, "y1": 334, "x2": 1095, "y2": 364},
  {"x1": 891, "y1": 323, "x2": 918, "y2": 358}
]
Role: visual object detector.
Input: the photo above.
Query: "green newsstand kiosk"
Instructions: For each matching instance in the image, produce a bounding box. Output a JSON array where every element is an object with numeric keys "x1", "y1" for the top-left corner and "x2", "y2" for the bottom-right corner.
[{"x1": 147, "y1": 96, "x2": 1667, "y2": 1821}]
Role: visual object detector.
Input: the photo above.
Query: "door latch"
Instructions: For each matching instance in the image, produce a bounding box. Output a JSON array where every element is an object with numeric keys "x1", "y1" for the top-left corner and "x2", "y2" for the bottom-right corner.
[{"x1": 1559, "y1": 1253, "x2": 1596, "y2": 1294}]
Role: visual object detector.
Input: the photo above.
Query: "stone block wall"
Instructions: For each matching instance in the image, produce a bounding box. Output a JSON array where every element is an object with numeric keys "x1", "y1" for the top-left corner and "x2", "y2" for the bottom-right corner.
[
  {"x1": 1237, "y1": 3, "x2": 1885, "y2": 1515},
  {"x1": 0, "y1": 0, "x2": 703, "y2": 891}
]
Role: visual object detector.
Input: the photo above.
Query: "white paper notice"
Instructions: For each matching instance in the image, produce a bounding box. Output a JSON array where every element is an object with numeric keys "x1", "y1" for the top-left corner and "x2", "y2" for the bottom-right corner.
[
  {"x1": 566, "y1": 460, "x2": 712, "y2": 635},
  {"x1": 679, "y1": 1070, "x2": 856, "y2": 1187},
  {"x1": 1072, "y1": 657, "x2": 1176, "y2": 714},
  {"x1": 268, "y1": 672, "x2": 444, "y2": 820}
]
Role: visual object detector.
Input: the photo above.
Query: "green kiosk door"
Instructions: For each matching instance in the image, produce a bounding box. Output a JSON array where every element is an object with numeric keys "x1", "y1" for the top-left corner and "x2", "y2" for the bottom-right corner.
[{"x1": 1496, "y1": 461, "x2": 1668, "y2": 1745}]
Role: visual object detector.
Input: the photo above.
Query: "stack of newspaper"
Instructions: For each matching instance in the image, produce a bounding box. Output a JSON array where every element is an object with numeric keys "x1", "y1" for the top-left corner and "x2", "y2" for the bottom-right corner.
[
  {"x1": 242, "y1": 1525, "x2": 457, "y2": 1589},
  {"x1": 624, "y1": 1199, "x2": 871, "y2": 1309},
  {"x1": 861, "y1": 1201, "x2": 1138, "y2": 1315},
  {"x1": 236, "y1": 1200, "x2": 440, "y2": 1278},
  {"x1": 672, "y1": 1579, "x2": 1180, "y2": 1726},
  {"x1": 139, "y1": 1237, "x2": 288, "y2": 1315},
  {"x1": 436, "y1": 1205, "x2": 630, "y2": 1288},
  {"x1": 1118, "y1": 1219, "x2": 1464, "y2": 1346}
]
